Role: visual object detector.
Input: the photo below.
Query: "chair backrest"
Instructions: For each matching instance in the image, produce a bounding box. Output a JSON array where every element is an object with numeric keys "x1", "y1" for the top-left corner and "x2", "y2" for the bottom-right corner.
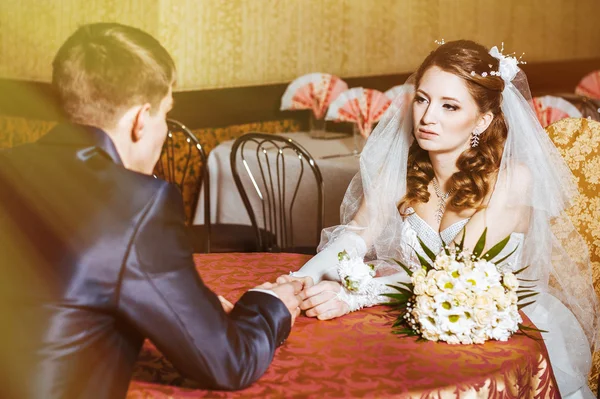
[
  {"x1": 230, "y1": 133, "x2": 324, "y2": 252},
  {"x1": 154, "y1": 119, "x2": 211, "y2": 250}
]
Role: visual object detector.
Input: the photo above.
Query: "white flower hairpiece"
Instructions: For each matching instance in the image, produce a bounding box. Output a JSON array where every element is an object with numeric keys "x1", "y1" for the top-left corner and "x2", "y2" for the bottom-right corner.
[{"x1": 488, "y1": 42, "x2": 526, "y2": 84}]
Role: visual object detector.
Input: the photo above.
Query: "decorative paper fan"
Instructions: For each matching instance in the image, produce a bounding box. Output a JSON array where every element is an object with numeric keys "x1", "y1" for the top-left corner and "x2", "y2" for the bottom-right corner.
[
  {"x1": 325, "y1": 88, "x2": 391, "y2": 137},
  {"x1": 532, "y1": 96, "x2": 582, "y2": 128},
  {"x1": 575, "y1": 71, "x2": 600, "y2": 99},
  {"x1": 280, "y1": 73, "x2": 348, "y2": 119}
]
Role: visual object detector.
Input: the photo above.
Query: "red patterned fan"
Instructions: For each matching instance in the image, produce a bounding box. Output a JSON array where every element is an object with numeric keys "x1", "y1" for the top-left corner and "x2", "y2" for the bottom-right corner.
[
  {"x1": 280, "y1": 73, "x2": 348, "y2": 119},
  {"x1": 532, "y1": 96, "x2": 582, "y2": 128},
  {"x1": 575, "y1": 71, "x2": 600, "y2": 99},
  {"x1": 325, "y1": 88, "x2": 391, "y2": 137}
]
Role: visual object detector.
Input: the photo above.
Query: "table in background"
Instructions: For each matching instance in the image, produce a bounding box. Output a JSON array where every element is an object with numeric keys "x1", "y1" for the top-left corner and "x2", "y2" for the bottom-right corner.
[
  {"x1": 192, "y1": 132, "x2": 360, "y2": 248},
  {"x1": 127, "y1": 253, "x2": 559, "y2": 399}
]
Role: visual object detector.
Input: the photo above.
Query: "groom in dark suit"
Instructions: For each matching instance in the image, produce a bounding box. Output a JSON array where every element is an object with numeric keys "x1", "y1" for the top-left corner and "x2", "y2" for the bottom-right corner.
[{"x1": 0, "y1": 23, "x2": 303, "y2": 399}]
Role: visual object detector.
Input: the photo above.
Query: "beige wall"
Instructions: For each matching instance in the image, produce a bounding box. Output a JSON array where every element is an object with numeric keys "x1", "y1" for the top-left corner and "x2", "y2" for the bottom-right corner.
[{"x1": 1, "y1": 0, "x2": 600, "y2": 91}]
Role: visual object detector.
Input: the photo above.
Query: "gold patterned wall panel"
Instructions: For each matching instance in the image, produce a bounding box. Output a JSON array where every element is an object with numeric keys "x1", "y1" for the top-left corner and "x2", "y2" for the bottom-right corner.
[
  {"x1": 0, "y1": 0, "x2": 160, "y2": 81},
  {"x1": 2, "y1": 0, "x2": 600, "y2": 90}
]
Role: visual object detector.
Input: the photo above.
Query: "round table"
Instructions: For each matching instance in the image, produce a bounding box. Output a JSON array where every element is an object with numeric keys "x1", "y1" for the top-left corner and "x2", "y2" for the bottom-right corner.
[{"x1": 127, "y1": 253, "x2": 559, "y2": 398}]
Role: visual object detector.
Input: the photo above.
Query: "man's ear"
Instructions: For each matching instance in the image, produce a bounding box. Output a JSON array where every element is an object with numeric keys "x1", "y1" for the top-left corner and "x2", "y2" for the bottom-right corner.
[
  {"x1": 131, "y1": 103, "x2": 152, "y2": 142},
  {"x1": 476, "y1": 111, "x2": 494, "y2": 133}
]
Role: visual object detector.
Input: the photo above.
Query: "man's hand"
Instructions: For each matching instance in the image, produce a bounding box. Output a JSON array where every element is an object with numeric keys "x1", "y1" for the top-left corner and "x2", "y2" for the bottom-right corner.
[
  {"x1": 276, "y1": 274, "x2": 314, "y2": 290},
  {"x1": 255, "y1": 280, "x2": 304, "y2": 326}
]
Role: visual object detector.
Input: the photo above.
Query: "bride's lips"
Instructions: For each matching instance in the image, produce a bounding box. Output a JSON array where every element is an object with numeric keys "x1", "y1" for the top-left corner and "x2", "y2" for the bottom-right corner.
[{"x1": 418, "y1": 128, "x2": 438, "y2": 139}]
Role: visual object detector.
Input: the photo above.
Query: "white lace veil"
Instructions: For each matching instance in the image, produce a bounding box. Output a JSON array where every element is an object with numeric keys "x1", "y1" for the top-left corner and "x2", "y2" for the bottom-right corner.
[{"x1": 318, "y1": 46, "x2": 599, "y2": 359}]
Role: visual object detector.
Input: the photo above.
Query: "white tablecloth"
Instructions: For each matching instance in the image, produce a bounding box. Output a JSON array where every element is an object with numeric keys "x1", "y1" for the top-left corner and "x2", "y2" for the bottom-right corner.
[{"x1": 193, "y1": 132, "x2": 359, "y2": 248}]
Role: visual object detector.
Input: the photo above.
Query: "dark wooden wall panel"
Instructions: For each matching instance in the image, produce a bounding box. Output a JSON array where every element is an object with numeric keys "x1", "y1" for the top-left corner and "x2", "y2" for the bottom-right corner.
[{"x1": 1, "y1": 58, "x2": 598, "y2": 129}]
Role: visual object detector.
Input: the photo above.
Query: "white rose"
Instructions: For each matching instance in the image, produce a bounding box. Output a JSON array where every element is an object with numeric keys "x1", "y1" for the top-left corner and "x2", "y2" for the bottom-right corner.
[
  {"x1": 497, "y1": 291, "x2": 513, "y2": 310},
  {"x1": 412, "y1": 268, "x2": 427, "y2": 284},
  {"x1": 416, "y1": 295, "x2": 435, "y2": 312},
  {"x1": 453, "y1": 289, "x2": 470, "y2": 306},
  {"x1": 487, "y1": 285, "x2": 505, "y2": 301},
  {"x1": 434, "y1": 254, "x2": 452, "y2": 270},
  {"x1": 422, "y1": 329, "x2": 440, "y2": 342},
  {"x1": 425, "y1": 281, "x2": 441, "y2": 297},
  {"x1": 502, "y1": 273, "x2": 519, "y2": 290},
  {"x1": 414, "y1": 281, "x2": 426, "y2": 296},
  {"x1": 473, "y1": 308, "x2": 494, "y2": 327},
  {"x1": 474, "y1": 293, "x2": 494, "y2": 310}
]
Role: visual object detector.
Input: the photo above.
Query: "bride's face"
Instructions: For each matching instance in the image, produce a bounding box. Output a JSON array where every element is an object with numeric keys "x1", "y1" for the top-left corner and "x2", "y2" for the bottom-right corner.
[{"x1": 413, "y1": 66, "x2": 490, "y2": 154}]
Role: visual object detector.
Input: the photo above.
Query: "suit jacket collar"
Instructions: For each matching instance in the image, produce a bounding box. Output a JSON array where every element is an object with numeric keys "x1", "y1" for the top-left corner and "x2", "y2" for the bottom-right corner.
[{"x1": 39, "y1": 123, "x2": 123, "y2": 166}]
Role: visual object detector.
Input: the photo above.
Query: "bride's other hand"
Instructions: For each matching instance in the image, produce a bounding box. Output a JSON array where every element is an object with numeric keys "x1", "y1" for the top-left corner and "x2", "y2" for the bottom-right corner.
[
  {"x1": 275, "y1": 274, "x2": 314, "y2": 290},
  {"x1": 300, "y1": 281, "x2": 350, "y2": 320}
]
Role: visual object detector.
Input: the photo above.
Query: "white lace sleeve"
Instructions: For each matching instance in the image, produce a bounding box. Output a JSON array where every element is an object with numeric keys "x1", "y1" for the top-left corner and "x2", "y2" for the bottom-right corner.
[
  {"x1": 338, "y1": 273, "x2": 410, "y2": 312},
  {"x1": 291, "y1": 231, "x2": 367, "y2": 284}
]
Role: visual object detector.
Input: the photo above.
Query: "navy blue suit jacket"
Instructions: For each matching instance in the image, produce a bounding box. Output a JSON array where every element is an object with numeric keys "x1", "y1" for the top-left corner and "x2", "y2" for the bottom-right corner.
[{"x1": 0, "y1": 124, "x2": 291, "y2": 399}]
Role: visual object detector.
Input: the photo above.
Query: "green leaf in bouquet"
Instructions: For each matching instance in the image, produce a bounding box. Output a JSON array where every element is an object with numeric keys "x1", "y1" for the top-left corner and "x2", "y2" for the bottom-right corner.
[
  {"x1": 472, "y1": 228, "x2": 488, "y2": 258},
  {"x1": 516, "y1": 289, "x2": 537, "y2": 295},
  {"x1": 386, "y1": 283, "x2": 411, "y2": 292},
  {"x1": 439, "y1": 234, "x2": 451, "y2": 255},
  {"x1": 512, "y1": 265, "x2": 529, "y2": 275},
  {"x1": 515, "y1": 327, "x2": 545, "y2": 341},
  {"x1": 518, "y1": 300, "x2": 536, "y2": 310},
  {"x1": 517, "y1": 292, "x2": 539, "y2": 302},
  {"x1": 454, "y1": 228, "x2": 466, "y2": 252},
  {"x1": 392, "y1": 259, "x2": 414, "y2": 277},
  {"x1": 398, "y1": 282, "x2": 414, "y2": 291},
  {"x1": 389, "y1": 286, "x2": 414, "y2": 297},
  {"x1": 492, "y1": 246, "x2": 518, "y2": 266},
  {"x1": 391, "y1": 327, "x2": 420, "y2": 337},
  {"x1": 517, "y1": 278, "x2": 538, "y2": 282},
  {"x1": 409, "y1": 245, "x2": 433, "y2": 271},
  {"x1": 482, "y1": 235, "x2": 512, "y2": 261},
  {"x1": 392, "y1": 318, "x2": 407, "y2": 328},
  {"x1": 382, "y1": 293, "x2": 410, "y2": 301},
  {"x1": 518, "y1": 323, "x2": 548, "y2": 334},
  {"x1": 417, "y1": 236, "x2": 436, "y2": 263}
]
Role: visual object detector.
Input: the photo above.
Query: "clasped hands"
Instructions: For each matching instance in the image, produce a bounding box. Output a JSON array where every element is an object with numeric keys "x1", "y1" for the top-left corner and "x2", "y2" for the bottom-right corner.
[
  {"x1": 275, "y1": 275, "x2": 350, "y2": 320},
  {"x1": 218, "y1": 276, "x2": 349, "y2": 323},
  {"x1": 217, "y1": 279, "x2": 307, "y2": 326}
]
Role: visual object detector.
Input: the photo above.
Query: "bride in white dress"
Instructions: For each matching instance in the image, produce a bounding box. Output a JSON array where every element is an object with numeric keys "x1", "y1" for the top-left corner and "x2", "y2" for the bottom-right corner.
[{"x1": 278, "y1": 40, "x2": 599, "y2": 398}]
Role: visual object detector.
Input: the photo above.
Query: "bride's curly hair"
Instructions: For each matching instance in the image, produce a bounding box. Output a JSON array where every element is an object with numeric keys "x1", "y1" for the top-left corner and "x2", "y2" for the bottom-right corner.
[{"x1": 399, "y1": 40, "x2": 508, "y2": 213}]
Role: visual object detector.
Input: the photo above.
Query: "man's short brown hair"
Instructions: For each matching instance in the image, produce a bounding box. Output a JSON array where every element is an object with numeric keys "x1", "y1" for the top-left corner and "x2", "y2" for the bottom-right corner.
[{"x1": 52, "y1": 23, "x2": 176, "y2": 129}]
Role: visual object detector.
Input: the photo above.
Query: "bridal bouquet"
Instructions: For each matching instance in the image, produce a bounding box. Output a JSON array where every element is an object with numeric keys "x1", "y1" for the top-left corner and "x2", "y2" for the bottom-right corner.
[
  {"x1": 384, "y1": 229, "x2": 541, "y2": 344},
  {"x1": 337, "y1": 229, "x2": 541, "y2": 344}
]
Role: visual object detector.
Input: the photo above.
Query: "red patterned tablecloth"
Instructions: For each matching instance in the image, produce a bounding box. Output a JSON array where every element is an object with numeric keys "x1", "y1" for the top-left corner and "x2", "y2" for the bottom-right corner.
[{"x1": 127, "y1": 253, "x2": 559, "y2": 398}]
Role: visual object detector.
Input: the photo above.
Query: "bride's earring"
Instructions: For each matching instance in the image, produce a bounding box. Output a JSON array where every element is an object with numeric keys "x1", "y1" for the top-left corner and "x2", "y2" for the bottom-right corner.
[{"x1": 471, "y1": 128, "x2": 481, "y2": 148}]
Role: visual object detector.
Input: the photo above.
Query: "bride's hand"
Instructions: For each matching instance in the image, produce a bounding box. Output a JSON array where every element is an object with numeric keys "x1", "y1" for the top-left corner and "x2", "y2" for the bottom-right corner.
[
  {"x1": 300, "y1": 281, "x2": 350, "y2": 320},
  {"x1": 275, "y1": 274, "x2": 314, "y2": 290}
]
